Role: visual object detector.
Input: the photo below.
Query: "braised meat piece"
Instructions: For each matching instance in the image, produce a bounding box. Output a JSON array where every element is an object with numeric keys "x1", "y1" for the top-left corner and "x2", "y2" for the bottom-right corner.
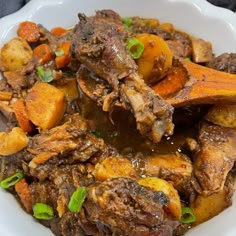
[
  {"x1": 0, "y1": 152, "x2": 25, "y2": 181},
  {"x1": 72, "y1": 11, "x2": 174, "y2": 142},
  {"x1": 130, "y1": 17, "x2": 172, "y2": 40},
  {"x1": 29, "y1": 181, "x2": 59, "y2": 211},
  {"x1": 80, "y1": 178, "x2": 179, "y2": 236},
  {"x1": 166, "y1": 31, "x2": 192, "y2": 58},
  {"x1": 192, "y1": 123, "x2": 236, "y2": 195},
  {"x1": 206, "y1": 53, "x2": 236, "y2": 73},
  {"x1": 25, "y1": 113, "x2": 117, "y2": 180}
]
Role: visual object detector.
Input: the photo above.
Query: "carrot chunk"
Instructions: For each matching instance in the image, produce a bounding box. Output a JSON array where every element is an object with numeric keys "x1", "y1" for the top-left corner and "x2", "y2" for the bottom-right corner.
[
  {"x1": 51, "y1": 27, "x2": 67, "y2": 36},
  {"x1": 33, "y1": 44, "x2": 53, "y2": 64},
  {"x1": 12, "y1": 98, "x2": 34, "y2": 133},
  {"x1": 59, "y1": 41, "x2": 71, "y2": 55},
  {"x1": 17, "y1": 21, "x2": 40, "y2": 43},
  {"x1": 55, "y1": 55, "x2": 71, "y2": 69}
]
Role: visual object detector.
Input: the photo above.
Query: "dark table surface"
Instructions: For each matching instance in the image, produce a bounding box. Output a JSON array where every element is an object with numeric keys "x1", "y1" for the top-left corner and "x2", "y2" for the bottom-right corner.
[{"x1": 0, "y1": 0, "x2": 236, "y2": 18}]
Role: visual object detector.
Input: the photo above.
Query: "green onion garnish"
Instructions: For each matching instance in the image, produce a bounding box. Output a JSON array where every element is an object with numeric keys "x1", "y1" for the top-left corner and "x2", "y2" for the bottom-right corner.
[
  {"x1": 36, "y1": 66, "x2": 54, "y2": 83},
  {"x1": 127, "y1": 38, "x2": 144, "y2": 59},
  {"x1": 91, "y1": 130, "x2": 102, "y2": 138},
  {"x1": 68, "y1": 186, "x2": 87, "y2": 213},
  {"x1": 33, "y1": 203, "x2": 54, "y2": 220},
  {"x1": 180, "y1": 207, "x2": 196, "y2": 224},
  {"x1": 185, "y1": 57, "x2": 191, "y2": 61},
  {"x1": 55, "y1": 49, "x2": 65, "y2": 57},
  {"x1": 0, "y1": 172, "x2": 24, "y2": 189},
  {"x1": 122, "y1": 17, "x2": 133, "y2": 29}
]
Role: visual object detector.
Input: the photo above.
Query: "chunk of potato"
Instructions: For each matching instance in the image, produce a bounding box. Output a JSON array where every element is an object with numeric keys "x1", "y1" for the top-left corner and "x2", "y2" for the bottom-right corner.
[
  {"x1": 190, "y1": 188, "x2": 231, "y2": 225},
  {"x1": 206, "y1": 104, "x2": 236, "y2": 128},
  {"x1": 56, "y1": 79, "x2": 79, "y2": 101},
  {"x1": 0, "y1": 127, "x2": 29, "y2": 156},
  {"x1": 191, "y1": 37, "x2": 213, "y2": 63},
  {"x1": 143, "y1": 153, "x2": 193, "y2": 189},
  {"x1": 138, "y1": 177, "x2": 181, "y2": 219},
  {"x1": 0, "y1": 37, "x2": 33, "y2": 71},
  {"x1": 93, "y1": 156, "x2": 138, "y2": 181},
  {"x1": 135, "y1": 34, "x2": 173, "y2": 85},
  {"x1": 25, "y1": 82, "x2": 66, "y2": 130}
]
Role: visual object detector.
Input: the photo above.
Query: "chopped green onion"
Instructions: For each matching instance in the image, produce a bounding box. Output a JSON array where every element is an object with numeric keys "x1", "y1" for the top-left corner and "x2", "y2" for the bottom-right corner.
[
  {"x1": 0, "y1": 172, "x2": 24, "y2": 189},
  {"x1": 91, "y1": 130, "x2": 102, "y2": 138},
  {"x1": 127, "y1": 38, "x2": 144, "y2": 59},
  {"x1": 180, "y1": 207, "x2": 196, "y2": 224},
  {"x1": 33, "y1": 203, "x2": 54, "y2": 220},
  {"x1": 68, "y1": 186, "x2": 87, "y2": 213},
  {"x1": 185, "y1": 57, "x2": 191, "y2": 61},
  {"x1": 122, "y1": 17, "x2": 133, "y2": 29},
  {"x1": 55, "y1": 49, "x2": 65, "y2": 57},
  {"x1": 36, "y1": 66, "x2": 54, "y2": 83}
]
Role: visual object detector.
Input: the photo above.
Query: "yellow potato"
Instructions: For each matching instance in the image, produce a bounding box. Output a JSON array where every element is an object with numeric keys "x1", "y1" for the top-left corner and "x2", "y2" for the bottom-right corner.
[
  {"x1": 135, "y1": 34, "x2": 173, "y2": 85},
  {"x1": 0, "y1": 37, "x2": 33, "y2": 71},
  {"x1": 56, "y1": 79, "x2": 79, "y2": 101},
  {"x1": 206, "y1": 104, "x2": 236, "y2": 128},
  {"x1": 25, "y1": 82, "x2": 66, "y2": 130},
  {"x1": 93, "y1": 156, "x2": 138, "y2": 181},
  {"x1": 138, "y1": 177, "x2": 181, "y2": 219},
  {"x1": 190, "y1": 188, "x2": 230, "y2": 225},
  {"x1": 0, "y1": 127, "x2": 29, "y2": 156}
]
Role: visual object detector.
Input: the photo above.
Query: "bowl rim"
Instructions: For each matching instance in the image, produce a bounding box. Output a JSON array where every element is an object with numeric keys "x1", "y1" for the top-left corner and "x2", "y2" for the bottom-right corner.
[{"x1": 0, "y1": 1, "x2": 236, "y2": 236}]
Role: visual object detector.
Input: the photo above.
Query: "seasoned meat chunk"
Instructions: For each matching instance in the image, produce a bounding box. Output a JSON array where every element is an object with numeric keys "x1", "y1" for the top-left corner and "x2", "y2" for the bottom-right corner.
[
  {"x1": 72, "y1": 10, "x2": 174, "y2": 142},
  {"x1": 192, "y1": 123, "x2": 236, "y2": 195},
  {"x1": 207, "y1": 53, "x2": 236, "y2": 73},
  {"x1": 27, "y1": 113, "x2": 116, "y2": 169},
  {"x1": 130, "y1": 17, "x2": 172, "y2": 40},
  {"x1": 82, "y1": 178, "x2": 179, "y2": 236}
]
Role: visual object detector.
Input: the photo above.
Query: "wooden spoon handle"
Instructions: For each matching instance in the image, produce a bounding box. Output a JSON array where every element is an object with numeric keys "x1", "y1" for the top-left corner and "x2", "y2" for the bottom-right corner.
[{"x1": 153, "y1": 59, "x2": 236, "y2": 107}]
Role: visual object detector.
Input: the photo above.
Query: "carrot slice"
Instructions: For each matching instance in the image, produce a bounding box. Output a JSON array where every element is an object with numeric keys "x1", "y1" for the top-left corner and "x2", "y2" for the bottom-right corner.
[
  {"x1": 33, "y1": 43, "x2": 53, "y2": 64},
  {"x1": 17, "y1": 21, "x2": 40, "y2": 43},
  {"x1": 59, "y1": 41, "x2": 71, "y2": 55},
  {"x1": 15, "y1": 178, "x2": 32, "y2": 213},
  {"x1": 12, "y1": 98, "x2": 34, "y2": 133},
  {"x1": 51, "y1": 27, "x2": 67, "y2": 36},
  {"x1": 152, "y1": 65, "x2": 187, "y2": 98},
  {"x1": 55, "y1": 41, "x2": 71, "y2": 68},
  {"x1": 55, "y1": 55, "x2": 71, "y2": 69}
]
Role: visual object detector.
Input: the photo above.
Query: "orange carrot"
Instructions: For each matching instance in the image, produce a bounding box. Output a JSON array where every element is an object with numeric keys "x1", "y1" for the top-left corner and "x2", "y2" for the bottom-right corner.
[
  {"x1": 51, "y1": 27, "x2": 67, "y2": 37},
  {"x1": 33, "y1": 43, "x2": 53, "y2": 64},
  {"x1": 55, "y1": 41, "x2": 71, "y2": 68},
  {"x1": 59, "y1": 41, "x2": 71, "y2": 55},
  {"x1": 17, "y1": 21, "x2": 40, "y2": 43},
  {"x1": 152, "y1": 65, "x2": 187, "y2": 98},
  {"x1": 55, "y1": 55, "x2": 71, "y2": 69},
  {"x1": 12, "y1": 98, "x2": 34, "y2": 133},
  {"x1": 15, "y1": 178, "x2": 32, "y2": 213}
]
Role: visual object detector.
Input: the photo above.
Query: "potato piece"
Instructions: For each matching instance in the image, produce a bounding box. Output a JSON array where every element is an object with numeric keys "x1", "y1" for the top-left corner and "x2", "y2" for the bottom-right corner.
[
  {"x1": 0, "y1": 37, "x2": 33, "y2": 71},
  {"x1": 138, "y1": 177, "x2": 181, "y2": 219},
  {"x1": 0, "y1": 127, "x2": 29, "y2": 156},
  {"x1": 190, "y1": 188, "x2": 231, "y2": 225},
  {"x1": 93, "y1": 156, "x2": 138, "y2": 181},
  {"x1": 143, "y1": 154, "x2": 192, "y2": 188},
  {"x1": 135, "y1": 34, "x2": 172, "y2": 84},
  {"x1": 191, "y1": 37, "x2": 213, "y2": 63},
  {"x1": 57, "y1": 79, "x2": 79, "y2": 101},
  {"x1": 25, "y1": 82, "x2": 66, "y2": 130},
  {"x1": 206, "y1": 104, "x2": 236, "y2": 128}
]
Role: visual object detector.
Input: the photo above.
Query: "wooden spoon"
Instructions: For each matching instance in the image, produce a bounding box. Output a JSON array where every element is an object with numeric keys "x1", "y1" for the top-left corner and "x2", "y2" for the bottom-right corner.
[{"x1": 152, "y1": 58, "x2": 236, "y2": 107}]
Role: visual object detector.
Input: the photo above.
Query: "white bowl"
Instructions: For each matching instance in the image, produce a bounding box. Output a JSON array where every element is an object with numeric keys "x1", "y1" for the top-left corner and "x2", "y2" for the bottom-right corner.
[{"x1": 0, "y1": 0, "x2": 235, "y2": 236}]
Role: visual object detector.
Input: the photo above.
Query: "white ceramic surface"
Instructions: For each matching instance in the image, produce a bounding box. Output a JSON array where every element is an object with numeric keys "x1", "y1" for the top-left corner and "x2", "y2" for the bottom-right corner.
[{"x1": 0, "y1": 0, "x2": 235, "y2": 235}]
